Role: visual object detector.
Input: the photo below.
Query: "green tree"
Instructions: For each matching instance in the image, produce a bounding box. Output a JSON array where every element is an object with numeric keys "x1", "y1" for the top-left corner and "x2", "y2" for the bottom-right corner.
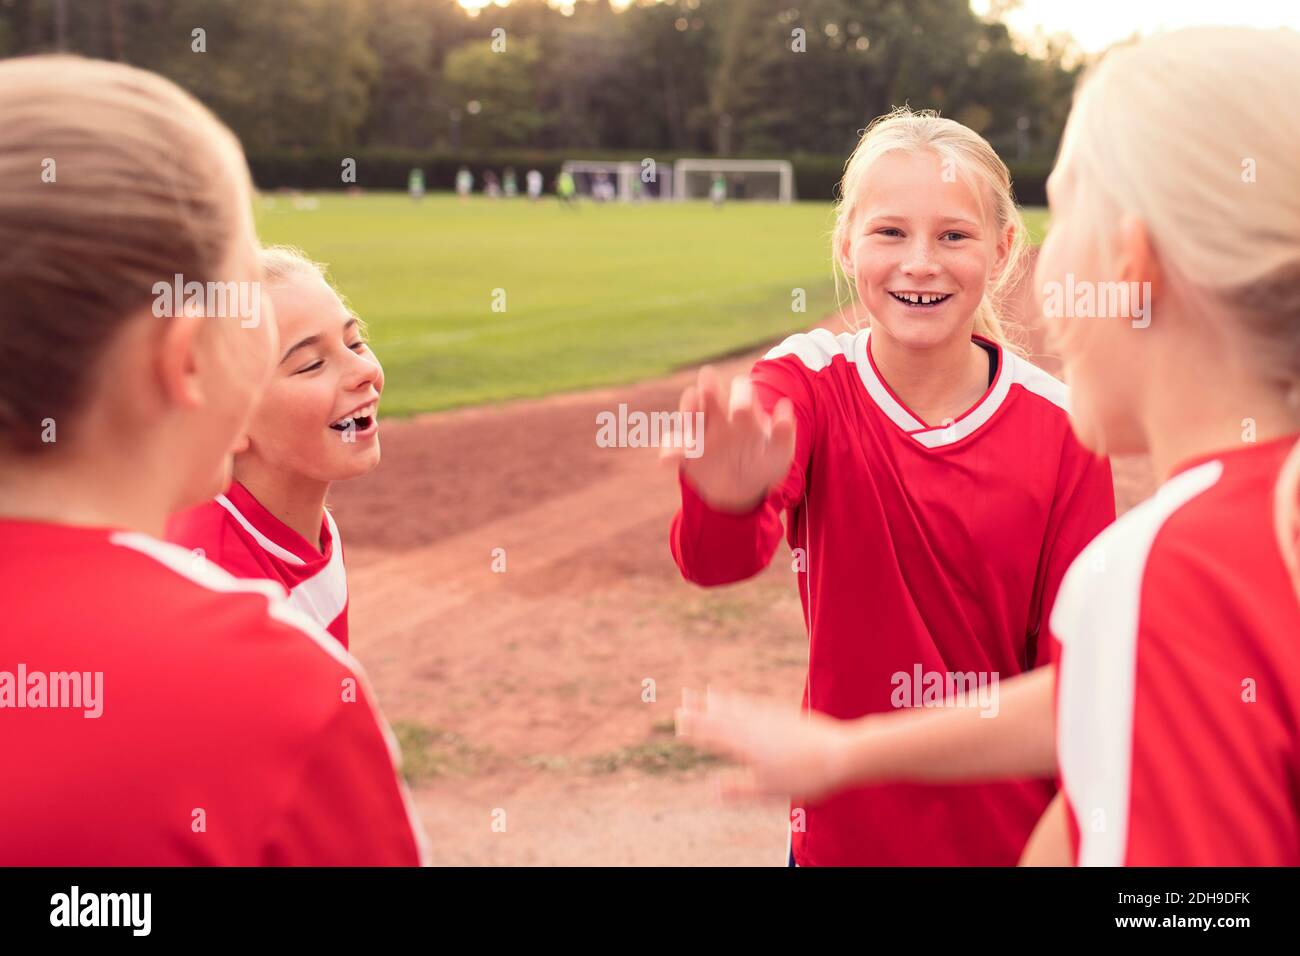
[{"x1": 443, "y1": 33, "x2": 544, "y2": 149}]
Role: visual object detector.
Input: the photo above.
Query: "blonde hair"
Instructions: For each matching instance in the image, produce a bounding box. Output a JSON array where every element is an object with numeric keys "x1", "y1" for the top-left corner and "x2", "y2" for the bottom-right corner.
[
  {"x1": 259, "y1": 244, "x2": 366, "y2": 335},
  {"x1": 262, "y1": 244, "x2": 332, "y2": 286},
  {"x1": 0, "y1": 54, "x2": 253, "y2": 453},
  {"x1": 832, "y1": 107, "x2": 1028, "y2": 352},
  {"x1": 1065, "y1": 26, "x2": 1300, "y2": 402}
]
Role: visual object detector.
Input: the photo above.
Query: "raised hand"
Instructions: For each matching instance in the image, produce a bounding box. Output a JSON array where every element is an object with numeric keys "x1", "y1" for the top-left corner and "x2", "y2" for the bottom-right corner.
[{"x1": 661, "y1": 365, "x2": 796, "y2": 513}]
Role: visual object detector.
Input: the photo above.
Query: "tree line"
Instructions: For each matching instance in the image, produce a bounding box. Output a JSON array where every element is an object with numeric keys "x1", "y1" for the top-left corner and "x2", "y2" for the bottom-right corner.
[{"x1": 0, "y1": 0, "x2": 1080, "y2": 161}]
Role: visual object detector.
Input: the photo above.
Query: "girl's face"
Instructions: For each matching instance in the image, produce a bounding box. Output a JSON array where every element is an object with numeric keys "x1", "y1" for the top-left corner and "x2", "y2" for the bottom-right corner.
[
  {"x1": 842, "y1": 149, "x2": 1010, "y2": 352},
  {"x1": 241, "y1": 271, "x2": 385, "y2": 483},
  {"x1": 1034, "y1": 120, "x2": 1151, "y2": 458}
]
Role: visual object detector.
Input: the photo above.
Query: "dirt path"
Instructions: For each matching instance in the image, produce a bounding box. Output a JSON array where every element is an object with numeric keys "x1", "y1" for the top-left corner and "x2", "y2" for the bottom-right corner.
[{"x1": 330, "y1": 282, "x2": 1157, "y2": 866}]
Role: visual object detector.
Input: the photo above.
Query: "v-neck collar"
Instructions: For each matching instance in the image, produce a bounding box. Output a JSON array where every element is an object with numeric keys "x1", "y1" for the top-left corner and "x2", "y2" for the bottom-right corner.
[
  {"x1": 216, "y1": 481, "x2": 333, "y2": 566},
  {"x1": 853, "y1": 329, "x2": 1014, "y2": 449}
]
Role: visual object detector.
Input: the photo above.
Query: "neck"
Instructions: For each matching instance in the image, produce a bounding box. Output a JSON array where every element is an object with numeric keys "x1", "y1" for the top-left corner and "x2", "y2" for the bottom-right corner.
[
  {"x1": 1135, "y1": 315, "x2": 1300, "y2": 479},
  {"x1": 0, "y1": 442, "x2": 174, "y2": 538},
  {"x1": 869, "y1": 325, "x2": 988, "y2": 427},
  {"x1": 1142, "y1": 362, "x2": 1299, "y2": 483},
  {"x1": 233, "y1": 461, "x2": 330, "y2": 551}
]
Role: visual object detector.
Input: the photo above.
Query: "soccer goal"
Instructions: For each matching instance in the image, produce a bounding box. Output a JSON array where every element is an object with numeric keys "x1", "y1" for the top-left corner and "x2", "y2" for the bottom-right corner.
[
  {"x1": 559, "y1": 160, "x2": 676, "y2": 201},
  {"x1": 672, "y1": 158, "x2": 795, "y2": 203}
]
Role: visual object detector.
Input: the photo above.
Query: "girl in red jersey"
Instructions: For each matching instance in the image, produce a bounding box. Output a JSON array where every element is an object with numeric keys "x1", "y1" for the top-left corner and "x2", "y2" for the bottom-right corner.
[
  {"x1": 167, "y1": 247, "x2": 384, "y2": 649},
  {"x1": 0, "y1": 56, "x2": 427, "y2": 865},
  {"x1": 664, "y1": 108, "x2": 1117, "y2": 866},
  {"x1": 678, "y1": 26, "x2": 1300, "y2": 867}
]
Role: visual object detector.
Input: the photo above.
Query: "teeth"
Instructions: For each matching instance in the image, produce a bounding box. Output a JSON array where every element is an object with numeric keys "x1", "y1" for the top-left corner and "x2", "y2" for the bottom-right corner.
[
  {"x1": 331, "y1": 402, "x2": 376, "y2": 429},
  {"x1": 894, "y1": 292, "x2": 947, "y2": 305}
]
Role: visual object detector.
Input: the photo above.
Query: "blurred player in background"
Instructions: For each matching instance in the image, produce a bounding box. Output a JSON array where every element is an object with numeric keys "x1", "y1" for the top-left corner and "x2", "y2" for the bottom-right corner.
[
  {"x1": 710, "y1": 173, "x2": 727, "y2": 208},
  {"x1": 557, "y1": 169, "x2": 577, "y2": 208},
  {"x1": 455, "y1": 165, "x2": 473, "y2": 201}
]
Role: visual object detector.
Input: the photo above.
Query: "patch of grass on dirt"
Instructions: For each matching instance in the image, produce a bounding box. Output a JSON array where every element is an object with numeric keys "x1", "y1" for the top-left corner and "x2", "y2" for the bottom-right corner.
[
  {"x1": 584, "y1": 739, "x2": 723, "y2": 776},
  {"x1": 391, "y1": 720, "x2": 493, "y2": 783},
  {"x1": 522, "y1": 754, "x2": 571, "y2": 771},
  {"x1": 667, "y1": 589, "x2": 779, "y2": 639}
]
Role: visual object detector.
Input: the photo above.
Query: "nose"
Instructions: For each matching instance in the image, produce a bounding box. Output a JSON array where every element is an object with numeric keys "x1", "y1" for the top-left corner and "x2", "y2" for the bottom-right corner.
[
  {"x1": 899, "y1": 236, "x2": 940, "y2": 278},
  {"x1": 344, "y1": 345, "x2": 383, "y2": 396}
]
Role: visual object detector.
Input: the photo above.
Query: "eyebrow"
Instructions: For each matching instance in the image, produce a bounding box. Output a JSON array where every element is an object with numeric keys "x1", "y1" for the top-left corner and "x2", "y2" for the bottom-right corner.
[
  {"x1": 279, "y1": 317, "x2": 359, "y2": 365},
  {"x1": 867, "y1": 214, "x2": 982, "y2": 230}
]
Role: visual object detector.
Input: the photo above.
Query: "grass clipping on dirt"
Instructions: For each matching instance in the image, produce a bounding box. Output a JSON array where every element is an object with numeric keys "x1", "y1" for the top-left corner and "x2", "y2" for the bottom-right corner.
[{"x1": 393, "y1": 717, "x2": 721, "y2": 783}]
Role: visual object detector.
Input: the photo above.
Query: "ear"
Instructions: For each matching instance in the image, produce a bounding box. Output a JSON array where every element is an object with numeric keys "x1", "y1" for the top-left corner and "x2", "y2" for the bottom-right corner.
[
  {"x1": 155, "y1": 310, "x2": 207, "y2": 409},
  {"x1": 837, "y1": 230, "x2": 854, "y2": 276},
  {"x1": 1114, "y1": 215, "x2": 1163, "y2": 301},
  {"x1": 991, "y1": 220, "x2": 1016, "y2": 277}
]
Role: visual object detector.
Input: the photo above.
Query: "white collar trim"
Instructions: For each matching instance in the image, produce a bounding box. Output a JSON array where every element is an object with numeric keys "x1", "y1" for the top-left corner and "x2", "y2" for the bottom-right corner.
[{"x1": 852, "y1": 329, "x2": 1013, "y2": 449}]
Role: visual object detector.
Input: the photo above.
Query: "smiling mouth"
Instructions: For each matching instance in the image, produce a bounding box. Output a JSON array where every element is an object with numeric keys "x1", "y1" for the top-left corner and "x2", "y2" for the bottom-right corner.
[
  {"x1": 329, "y1": 401, "x2": 378, "y2": 433},
  {"x1": 329, "y1": 414, "x2": 373, "y2": 433},
  {"x1": 890, "y1": 292, "x2": 953, "y2": 308}
]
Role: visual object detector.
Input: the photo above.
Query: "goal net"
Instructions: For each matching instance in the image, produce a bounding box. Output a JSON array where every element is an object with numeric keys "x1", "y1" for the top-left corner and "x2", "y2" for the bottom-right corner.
[{"x1": 672, "y1": 159, "x2": 795, "y2": 202}]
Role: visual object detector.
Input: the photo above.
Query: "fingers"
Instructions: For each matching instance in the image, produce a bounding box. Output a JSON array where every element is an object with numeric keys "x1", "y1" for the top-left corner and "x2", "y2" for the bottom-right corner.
[
  {"x1": 677, "y1": 686, "x2": 762, "y2": 762},
  {"x1": 661, "y1": 384, "x2": 704, "y2": 468},
  {"x1": 679, "y1": 687, "x2": 800, "y2": 804},
  {"x1": 728, "y1": 375, "x2": 754, "y2": 417},
  {"x1": 697, "y1": 366, "x2": 767, "y2": 432},
  {"x1": 678, "y1": 383, "x2": 699, "y2": 417},
  {"x1": 675, "y1": 686, "x2": 702, "y2": 737},
  {"x1": 659, "y1": 443, "x2": 685, "y2": 468},
  {"x1": 697, "y1": 365, "x2": 727, "y2": 426}
]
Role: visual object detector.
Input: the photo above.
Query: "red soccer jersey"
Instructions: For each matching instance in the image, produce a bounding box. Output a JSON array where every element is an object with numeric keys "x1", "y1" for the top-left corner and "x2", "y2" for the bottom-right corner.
[
  {"x1": 1052, "y1": 434, "x2": 1300, "y2": 866},
  {"x1": 167, "y1": 481, "x2": 349, "y2": 648},
  {"x1": 0, "y1": 518, "x2": 429, "y2": 866},
  {"x1": 671, "y1": 328, "x2": 1116, "y2": 866}
]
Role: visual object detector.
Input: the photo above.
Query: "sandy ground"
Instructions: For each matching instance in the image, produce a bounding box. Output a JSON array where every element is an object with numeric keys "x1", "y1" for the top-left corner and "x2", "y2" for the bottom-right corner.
[{"x1": 330, "y1": 271, "x2": 1157, "y2": 865}]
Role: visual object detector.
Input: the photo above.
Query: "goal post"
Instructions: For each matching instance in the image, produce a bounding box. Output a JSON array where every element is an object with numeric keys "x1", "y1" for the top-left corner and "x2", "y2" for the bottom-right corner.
[{"x1": 672, "y1": 158, "x2": 795, "y2": 203}]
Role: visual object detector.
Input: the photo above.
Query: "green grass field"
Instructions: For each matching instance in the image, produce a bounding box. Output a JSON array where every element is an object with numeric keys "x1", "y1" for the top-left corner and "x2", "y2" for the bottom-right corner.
[{"x1": 257, "y1": 194, "x2": 1047, "y2": 416}]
